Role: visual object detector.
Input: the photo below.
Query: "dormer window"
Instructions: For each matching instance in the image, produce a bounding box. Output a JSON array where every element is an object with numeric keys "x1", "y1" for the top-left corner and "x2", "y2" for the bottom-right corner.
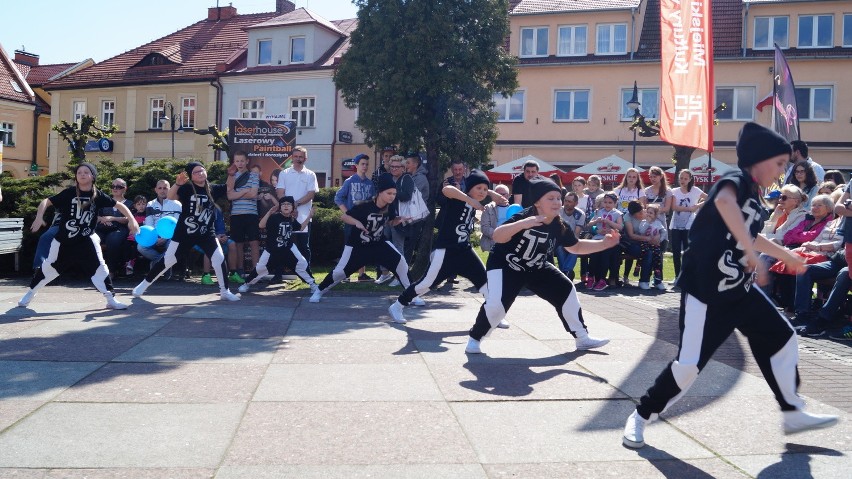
[
  {"x1": 258, "y1": 39, "x2": 272, "y2": 65},
  {"x1": 133, "y1": 53, "x2": 177, "y2": 68},
  {"x1": 291, "y1": 36, "x2": 305, "y2": 63}
]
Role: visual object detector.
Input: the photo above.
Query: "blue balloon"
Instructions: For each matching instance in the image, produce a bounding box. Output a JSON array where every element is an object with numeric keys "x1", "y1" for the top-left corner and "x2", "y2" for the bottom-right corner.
[
  {"x1": 155, "y1": 216, "x2": 178, "y2": 240},
  {"x1": 505, "y1": 204, "x2": 523, "y2": 218},
  {"x1": 135, "y1": 225, "x2": 158, "y2": 247}
]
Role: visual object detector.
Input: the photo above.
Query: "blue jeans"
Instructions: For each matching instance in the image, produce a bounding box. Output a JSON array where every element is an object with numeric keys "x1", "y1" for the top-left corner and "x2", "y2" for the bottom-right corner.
[
  {"x1": 794, "y1": 259, "x2": 842, "y2": 313},
  {"x1": 33, "y1": 225, "x2": 59, "y2": 269},
  {"x1": 138, "y1": 240, "x2": 170, "y2": 263},
  {"x1": 816, "y1": 267, "x2": 851, "y2": 322},
  {"x1": 555, "y1": 247, "x2": 578, "y2": 276}
]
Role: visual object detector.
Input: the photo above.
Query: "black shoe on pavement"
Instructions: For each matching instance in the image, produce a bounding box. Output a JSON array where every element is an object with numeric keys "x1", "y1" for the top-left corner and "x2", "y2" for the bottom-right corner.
[
  {"x1": 801, "y1": 321, "x2": 827, "y2": 337},
  {"x1": 789, "y1": 312, "x2": 814, "y2": 328}
]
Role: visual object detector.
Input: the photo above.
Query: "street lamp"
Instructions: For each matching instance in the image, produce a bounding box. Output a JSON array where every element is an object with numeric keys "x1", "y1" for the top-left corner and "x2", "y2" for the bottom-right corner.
[
  {"x1": 626, "y1": 81, "x2": 641, "y2": 168},
  {"x1": 160, "y1": 101, "x2": 176, "y2": 159}
]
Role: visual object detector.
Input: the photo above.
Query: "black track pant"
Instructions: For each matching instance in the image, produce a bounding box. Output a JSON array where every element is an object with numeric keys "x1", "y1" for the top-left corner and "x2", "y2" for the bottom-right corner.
[
  {"x1": 636, "y1": 288, "x2": 804, "y2": 420},
  {"x1": 146, "y1": 235, "x2": 229, "y2": 290},
  {"x1": 398, "y1": 247, "x2": 487, "y2": 306},
  {"x1": 29, "y1": 236, "x2": 113, "y2": 294},
  {"x1": 469, "y1": 262, "x2": 589, "y2": 340},
  {"x1": 318, "y1": 241, "x2": 409, "y2": 293},
  {"x1": 245, "y1": 246, "x2": 315, "y2": 287}
]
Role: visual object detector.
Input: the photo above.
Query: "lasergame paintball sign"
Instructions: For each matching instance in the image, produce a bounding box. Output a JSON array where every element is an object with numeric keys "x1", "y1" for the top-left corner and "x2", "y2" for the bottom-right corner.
[{"x1": 228, "y1": 118, "x2": 297, "y2": 179}]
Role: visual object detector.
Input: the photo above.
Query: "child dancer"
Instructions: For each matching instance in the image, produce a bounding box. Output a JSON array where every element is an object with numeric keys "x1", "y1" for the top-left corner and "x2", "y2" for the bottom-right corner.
[
  {"x1": 388, "y1": 170, "x2": 507, "y2": 324},
  {"x1": 623, "y1": 122, "x2": 838, "y2": 449},
  {"x1": 20, "y1": 163, "x2": 139, "y2": 309},
  {"x1": 132, "y1": 162, "x2": 241, "y2": 301},
  {"x1": 239, "y1": 196, "x2": 317, "y2": 293},
  {"x1": 309, "y1": 173, "x2": 421, "y2": 304},
  {"x1": 465, "y1": 177, "x2": 619, "y2": 354},
  {"x1": 637, "y1": 204, "x2": 667, "y2": 290}
]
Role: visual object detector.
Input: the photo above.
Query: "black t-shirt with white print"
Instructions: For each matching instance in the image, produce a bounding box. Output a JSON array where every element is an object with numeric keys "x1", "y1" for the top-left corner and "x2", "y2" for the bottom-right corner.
[
  {"x1": 265, "y1": 213, "x2": 301, "y2": 252},
  {"x1": 434, "y1": 197, "x2": 477, "y2": 250},
  {"x1": 49, "y1": 187, "x2": 116, "y2": 243},
  {"x1": 173, "y1": 183, "x2": 225, "y2": 241},
  {"x1": 345, "y1": 200, "x2": 396, "y2": 247},
  {"x1": 676, "y1": 171, "x2": 765, "y2": 303},
  {"x1": 488, "y1": 207, "x2": 579, "y2": 272}
]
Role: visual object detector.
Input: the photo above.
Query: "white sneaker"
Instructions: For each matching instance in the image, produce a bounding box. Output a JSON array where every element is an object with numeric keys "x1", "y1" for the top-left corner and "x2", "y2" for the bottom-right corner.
[
  {"x1": 783, "y1": 410, "x2": 839, "y2": 435},
  {"x1": 575, "y1": 335, "x2": 610, "y2": 350},
  {"x1": 638, "y1": 282, "x2": 650, "y2": 290},
  {"x1": 374, "y1": 273, "x2": 393, "y2": 284},
  {"x1": 105, "y1": 294, "x2": 129, "y2": 310},
  {"x1": 411, "y1": 296, "x2": 425, "y2": 306},
  {"x1": 622, "y1": 410, "x2": 647, "y2": 448},
  {"x1": 309, "y1": 283, "x2": 318, "y2": 294},
  {"x1": 497, "y1": 319, "x2": 510, "y2": 329},
  {"x1": 220, "y1": 290, "x2": 241, "y2": 301},
  {"x1": 465, "y1": 337, "x2": 482, "y2": 354},
  {"x1": 309, "y1": 289, "x2": 323, "y2": 303},
  {"x1": 655, "y1": 282, "x2": 666, "y2": 291},
  {"x1": 388, "y1": 301, "x2": 406, "y2": 324},
  {"x1": 132, "y1": 280, "x2": 150, "y2": 298},
  {"x1": 238, "y1": 284, "x2": 250, "y2": 293},
  {"x1": 18, "y1": 289, "x2": 35, "y2": 307},
  {"x1": 388, "y1": 278, "x2": 401, "y2": 287}
]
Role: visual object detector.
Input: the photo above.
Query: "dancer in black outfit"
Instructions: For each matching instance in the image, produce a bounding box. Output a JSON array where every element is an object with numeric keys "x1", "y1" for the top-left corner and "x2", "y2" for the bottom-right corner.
[
  {"x1": 132, "y1": 162, "x2": 241, "y2": 301},
  {"x1": 388, "y1": 170, "x2": 507, "y2": 324},
  {"x1": 622, "y1": 122, "x2": 838, "y2": 449},
  {"x1": 465, "y1": 177, "x2": 620, "y2": 354},
  {"x1": 20, "y1": 163, "x2": 139, "y2": 309},
  {"x1": 238, "y1": 196, "x2": 317, "y2": 293}
]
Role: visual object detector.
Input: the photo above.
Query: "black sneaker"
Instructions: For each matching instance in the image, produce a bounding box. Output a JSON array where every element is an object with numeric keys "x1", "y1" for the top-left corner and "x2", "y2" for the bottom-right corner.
[
  {"x1": 789, "y1": 312, "x2": 814, "y2": 328},
  {"x1": 269, "y1": 275, "x2": 284, "y2": 285},
  {"x1": 801, "y1": 322, "x2": 827, "y2": 337},
  {"x1": 829, "y1": 325, "x2": 852, "y2": 341}
]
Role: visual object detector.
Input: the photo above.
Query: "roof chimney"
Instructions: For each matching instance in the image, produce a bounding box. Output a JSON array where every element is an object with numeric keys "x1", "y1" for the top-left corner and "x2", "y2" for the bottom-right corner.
[
  {"x1": 208, "y1": 4, "x2": 238, "y2": 21},
  {"x1": 14, "y1": 50, "x2": 39, "y2": 66},
  {"x1": 276, "y1": 0, "x2": 296, "y2": 14}
]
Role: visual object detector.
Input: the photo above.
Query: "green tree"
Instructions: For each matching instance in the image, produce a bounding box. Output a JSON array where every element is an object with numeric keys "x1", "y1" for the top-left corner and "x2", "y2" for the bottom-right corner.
[
  {"x1": 334, "y1": 0, "x2": 518, "y2": 275},
  {"x1": 52, "y1": 115, "x2": 118, "y2": 164}
]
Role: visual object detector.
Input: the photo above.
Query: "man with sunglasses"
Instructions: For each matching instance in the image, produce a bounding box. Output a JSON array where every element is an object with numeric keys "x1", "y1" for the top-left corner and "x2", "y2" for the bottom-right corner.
[{"x1": 276, "y1": 146, "x2": 318, "y2": 270}]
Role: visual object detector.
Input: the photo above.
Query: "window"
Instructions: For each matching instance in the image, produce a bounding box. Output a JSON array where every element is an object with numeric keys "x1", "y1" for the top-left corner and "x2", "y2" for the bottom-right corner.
[
  {"x1": 754, "y1": 16, "x2": 788, "y2": 49},
  {"x1": 9, "y1": 79, "x2": 22, "y2": 93},
  {"x1": 795, "y1": 86, "x2": 832, "y2": 120},
  {"x1": 101, "y1": 100, "x2": 115, "y2": 127},
  {"x1": 290, "y1": 36, "x2": 305, "y2": 63},
  {"x1": 72, "y1": 100, "x2": 86, "y2": 125},
  {"x1": 258, "y1": 39, "x2": 272, "y2": 65},
  {"x1": 620, "y1": 88, "x2": 659, "y2": 120},
  {"x1": 715, "y1": 87, "x2": 755, "y2": 121},
  {"x1": 554, "y1": 90, "x2": 589, "y2": 121},
  {"x1": 492, "y1": 91, "x2": 525, "y2": 122},
  {"x1": 798, "y1": 15, "x2": 833, "y2": 48},
  {"x1": 0, "y1": 122, "x2": 14, "y2": 147},
  {"x1": 596, "y1": 24, "x2": 627, "y2": 55},
  {"x1": 557, "y1": 25, "x2": 587, "y2": 56},
  {"x1": 240, "y1": 99, "x2": 265, "y2": 118},
  {"x1": 520, "y1": 27, "x2": 548, "y2": 57},
  {"x1": 150, "y1": 98, "x2": 165, "y2": 129},
  {"x1": 181, "y1": 97, "x2": 196, "y2": 128},
  {"x1": 290, "y1": 97, "x2": 316, "y2": 127},
  {"x1": 844, "y1": 14, "x2": 852, "y2": 47}
]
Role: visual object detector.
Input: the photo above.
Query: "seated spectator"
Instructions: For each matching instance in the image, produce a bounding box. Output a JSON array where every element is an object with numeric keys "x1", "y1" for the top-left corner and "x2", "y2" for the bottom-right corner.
[
  {"x1": 799, "y1": 265, "x2": 851, "y2": 338},
  {"x1": 556, "y1": 191, "x2": 585, "y2": 280},
  {"x1": 621, "y1": 201, "x2": 646, "y2": 287},
  {"x1": 761, "y1": 185, "x2": 807, "y2": 245},
  {"x1": 98, "y1": 178, "x2": 134, "y2": 279},
  {"x1": 823, "y1": 169, "x2": 846, "y2": 187},
  {"x1": 789, "y1": 212, "x2": 845, "y2": 325},
  {"x1": 199, "y1": 208, "x2": 238, "y2": 285},
  {"x1": 479, "y1": 184, "x2": 510, "y2": 253},
  {"x1": 637, "y1": 204, "x2": 668, "y2": 290},
  {"x1": 124, "y1": 195, "x2": 148, "y2": 276},
  {"x1": 785, "y1": 160, "x2": 819, "y2": 209},
  {"x1": 586, "y1": 192, "x2": 623, "y2": 291},
  {"x1": 139, "y1": 180, "x2": 182, "y2": 271},
  {"x1": 817, "y1": 181, "x2": 836, "y2": 196}
]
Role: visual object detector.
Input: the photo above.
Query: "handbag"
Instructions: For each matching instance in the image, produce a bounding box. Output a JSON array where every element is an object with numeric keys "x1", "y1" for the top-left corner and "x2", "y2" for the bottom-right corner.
[
  {"x1": 398, "y1": 186, "x2": 429, "y2": 223},
  {"x1": 769, "y1": 249, "x2": 829, "y2": 275}
]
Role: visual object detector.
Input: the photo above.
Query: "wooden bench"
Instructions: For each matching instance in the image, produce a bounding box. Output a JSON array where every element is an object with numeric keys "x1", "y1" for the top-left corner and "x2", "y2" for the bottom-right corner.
[{"x1": 0, "y1": 218, "x2": 24, "y2": 271}]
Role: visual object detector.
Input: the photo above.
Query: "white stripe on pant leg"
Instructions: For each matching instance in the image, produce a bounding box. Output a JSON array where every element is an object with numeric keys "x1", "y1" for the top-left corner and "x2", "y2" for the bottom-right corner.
[
  {"x1": 248, "y1": 250, "x2": 271, "y2": 286},
  {"x1": 33, "y1": 239, "x2": 62, "y2": 292},
  {"x1": 413, "y1": 249, "x2": 445, "y2": 297},
  {"x1": 89, "y1": 235, "x2": 111, "y2": 294},
  {"x1": 660, "y1": 293, "x2": 706, "y2": 414},
  {"x1": 559, "y1": 286, "x2": 586, "y2": 336},
  {"x1": 385, "y1": 240, "x2": 410, "y2": 288},
  {"x1": 757, "y1": 287, "x2": 807, "y2": 410},
  {"x1": 150, "y1": 240, "x2": 180, "y2": 283},
  {"x1": 331, "y1": 246, "x2": 353, "y2": 284},
  {"x1": 210, "y1": 243, "x2": 227, "y2": 290},
  {"x1": 290, "y1": 244, "x2": 314, "y2": 285},
  {"x1": 482, "y1": 269, "x2": 506, "y2": 334}
]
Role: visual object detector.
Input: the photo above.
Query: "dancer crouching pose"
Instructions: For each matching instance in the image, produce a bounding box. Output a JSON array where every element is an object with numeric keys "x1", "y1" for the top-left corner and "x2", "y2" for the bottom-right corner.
[
  {"x1": 622, "y1": 122, "x2": 838, "y2": 449},
  {"x1": 20, "y1": 163, "x2": 139, "y2": 309},
  {"x1": 466, "y1": 177, "x2": 619, "y2": 354},
  {"x1": 239, "y1": 196, "x2": 317, "y2": 293},
  {"x1": 133, "y1": 162, "x2": 241, "y2": 301},
  {"x1": 388, "y1": 170, "x2": 507, "y2": 324},
  {"x1": 310, "y1": 173, "x2": 422, "y2": 304}
]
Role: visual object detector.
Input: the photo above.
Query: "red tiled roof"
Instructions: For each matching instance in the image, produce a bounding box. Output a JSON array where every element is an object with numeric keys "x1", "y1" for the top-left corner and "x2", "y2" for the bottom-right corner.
[
  {"x1": 637, "y1": 0, "x2": 744, "y2": 59},
  {"x1": 249, "y1": 7, "x2": 343, "y2": 35},
  {"x1": 511, "y1": 0, "x2": 641, "y2": 15},
  {"x1": 44, "y1": 11, "x2": 280, "y2": 90},
  {"x1": 17, "y1": 62, "x2": 79, "y2": 87},
  {"x1": 0, "y1": 45, "x2": 34, "y2": 104}
]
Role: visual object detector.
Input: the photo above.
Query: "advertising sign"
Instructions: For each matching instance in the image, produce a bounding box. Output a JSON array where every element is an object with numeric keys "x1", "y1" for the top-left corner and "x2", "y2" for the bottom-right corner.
[{"x1": 228, "y1": 118, "x2": 297, "y2": 183}]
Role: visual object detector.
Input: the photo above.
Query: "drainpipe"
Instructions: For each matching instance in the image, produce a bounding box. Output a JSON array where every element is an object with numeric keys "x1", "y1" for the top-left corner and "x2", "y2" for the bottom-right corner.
[
  {"x1": 332, "y1": 84, "x2": 339, "y2": 185},
  {"x1": 210, "y1": 78, "x2": 222, "y2": 162},
  {"x1": 630, "y1": 6, "x2": 636, "y2": 60},
  {"x1": 742, "y1": 2, "x2": 750, "y2": 57}
]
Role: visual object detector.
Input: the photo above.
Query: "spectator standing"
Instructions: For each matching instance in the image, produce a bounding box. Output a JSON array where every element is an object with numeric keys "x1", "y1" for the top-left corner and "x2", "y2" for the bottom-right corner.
[
  {"x1": 276, "y1": 146, "x2": 318, "y2": 270},
  {"x1": 371, "y1": 146, "x2": 395, "y2": 189},
  {"x1": 614, "y1": 168, "x2": 647, "y2": 214},
  {"x1": 784, "y1": 140, "x2": 824, "y2": 183},
  {"x1": 512, "y1": 160, "x2": 539, "y2": 207},
  {"x1": 335, "y1": 153, "x2": 376, "y2": 281},
  {"x1": 139, "y1": 180, "x2": 181, "y2": 266},
  {"x1": 227, "y1": 150, "x2": 259, "y2": 283},
  {"x1": 400, "y1": 151, "x2": 431, "y2": 265},
  {"x1": 643, "y1": 166, "x2": 673, "y2": 215},
  {"x1": 669, "y1": 170, "x2": 707, "y2": 277},
  {"x1": 479, "y1": 184, "x2": 511, "y2": 252}
]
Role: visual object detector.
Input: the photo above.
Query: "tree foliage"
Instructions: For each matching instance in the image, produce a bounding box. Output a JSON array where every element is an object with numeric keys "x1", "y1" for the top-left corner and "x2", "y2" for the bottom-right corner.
[{"x1": 52, "y1": 115, "x2": 118, "y2": 164}]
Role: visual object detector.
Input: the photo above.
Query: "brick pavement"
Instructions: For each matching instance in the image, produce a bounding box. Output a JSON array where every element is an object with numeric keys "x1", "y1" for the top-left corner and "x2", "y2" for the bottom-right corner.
[{"x1": 574, "y1": 284, "x2": 852, "y2": 413}]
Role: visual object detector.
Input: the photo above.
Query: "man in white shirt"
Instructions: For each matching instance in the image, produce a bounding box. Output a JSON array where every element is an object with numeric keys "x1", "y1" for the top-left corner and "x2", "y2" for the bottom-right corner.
[
  {"x1": 276, "y1": 146, "x2": 318, "y2": 267},
  {"x1": 139, "y1": 179, "x2": 182, "y2": 264}
]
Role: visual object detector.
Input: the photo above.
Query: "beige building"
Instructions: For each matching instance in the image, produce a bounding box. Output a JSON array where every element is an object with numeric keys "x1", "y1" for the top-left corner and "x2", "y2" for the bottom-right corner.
[{"x1": 495, "y1": 0, "x2": 852, "y2": 172}]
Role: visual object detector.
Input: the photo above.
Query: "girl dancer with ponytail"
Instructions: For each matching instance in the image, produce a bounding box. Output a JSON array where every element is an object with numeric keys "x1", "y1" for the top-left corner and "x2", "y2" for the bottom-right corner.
[
  {"x1": 388, "y1": 170, "x2": 507, "y2": 324},
  {"x1": 465, "y1": 177, "x2": 620, "y2": 354},
  {"x1": 20, "y1": 163, "x2": 139, "y2": 309},
  {"x1": 133, "y1": 162, "x2": 241, "y2": 301}
]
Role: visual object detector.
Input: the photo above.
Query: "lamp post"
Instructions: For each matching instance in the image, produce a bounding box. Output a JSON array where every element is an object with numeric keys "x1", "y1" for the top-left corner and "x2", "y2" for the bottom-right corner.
[
  {"x1": 160, "y1": 101, "x2": 176, "y2": 159},
  {"x1": 626, "y1": 81, "x2": 641, "y2": 169}
]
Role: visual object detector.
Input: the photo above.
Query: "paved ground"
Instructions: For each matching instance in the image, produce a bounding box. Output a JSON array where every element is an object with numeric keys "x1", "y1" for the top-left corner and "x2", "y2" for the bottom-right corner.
[{"x1": 0, "y1": 276, "x2": 849, "y2": 478}]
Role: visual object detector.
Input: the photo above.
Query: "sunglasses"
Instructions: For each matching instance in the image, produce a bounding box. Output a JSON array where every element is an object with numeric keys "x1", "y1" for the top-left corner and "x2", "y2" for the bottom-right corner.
[
  {"x1": 111, "y1": 185, "x2": 126, "y2": 189},
  {"x1": 779, "y1": 195, "x2": 799, "y2": 201}
]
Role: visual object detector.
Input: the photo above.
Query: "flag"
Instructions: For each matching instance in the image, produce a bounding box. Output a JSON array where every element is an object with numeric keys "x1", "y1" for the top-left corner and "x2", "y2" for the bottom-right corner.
[
  {"x1": 773, "y1": 44, "x2": 800, "y2": 142},
  {"x1": 755, "y1": 92, "x2": 773, "y2": 112},
  {"x1": 659, "y1": 0, "x2": 714, "y2": 152}
]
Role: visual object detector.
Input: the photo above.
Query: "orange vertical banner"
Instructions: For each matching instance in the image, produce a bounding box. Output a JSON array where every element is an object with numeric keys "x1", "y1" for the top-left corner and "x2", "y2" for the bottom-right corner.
[{"x1": 659, "y1": 0, "x2": 714, "y2": 152}]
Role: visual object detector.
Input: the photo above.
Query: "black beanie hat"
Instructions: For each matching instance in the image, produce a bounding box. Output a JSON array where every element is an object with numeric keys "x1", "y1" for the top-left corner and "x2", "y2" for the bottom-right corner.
[
  {"x1": 279, "y1": 195, "x2": 296, "y2": 206},
  {"x1": 736, "y1": 122, "x2": 791, "y2": 169},
  {"x1": 376, "y1": 172, "x2": 397, "y2": 193},
  {"x1": 527, "y1": 176, "x2": 562, "y2": 205},
  {"x1": 76, "y1": 162, "x2": 97, "y2": 180},
  {"x1": 185, "y1": 162, "x2": 204, "y2": 177},
  {"x1": 465, "y1": 169, "x2": 491, "y2": 191}
]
